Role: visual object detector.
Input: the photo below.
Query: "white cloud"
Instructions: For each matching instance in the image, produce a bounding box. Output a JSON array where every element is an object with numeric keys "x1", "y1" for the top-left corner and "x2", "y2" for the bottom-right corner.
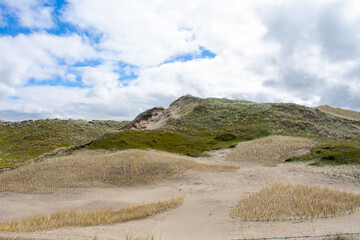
[
  {"x1": 0, "y1": 33, "x2": 97, "y2": 92},
  {"x1": 1, "y1": 0, "x2": 360, "y2": 121},
  {"x1": 63, "y1": 0, "x2": 200, "y2": 66},
  {"x1": 0, "y1": 0, "x2": 54, "y2": 29}
]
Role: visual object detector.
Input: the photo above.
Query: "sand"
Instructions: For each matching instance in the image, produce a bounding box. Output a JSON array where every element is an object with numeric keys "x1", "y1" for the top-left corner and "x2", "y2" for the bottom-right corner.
[{"x1": 1, "y1": 148, "x2": 360, "y2": 240}]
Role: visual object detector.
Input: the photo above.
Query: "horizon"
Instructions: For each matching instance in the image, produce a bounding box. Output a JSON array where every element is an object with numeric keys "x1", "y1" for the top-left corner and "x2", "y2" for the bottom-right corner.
[{"x1": 0, "y1": 94, "x2": 359, "y2": 122}]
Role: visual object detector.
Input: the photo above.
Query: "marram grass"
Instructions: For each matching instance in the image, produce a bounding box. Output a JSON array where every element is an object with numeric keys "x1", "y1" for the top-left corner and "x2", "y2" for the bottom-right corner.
[
  {"x1": 0, "y1": 149, "x2": 238, "y2": 194},
  {"x1": 226, "y1": 135, "x2": 313, "y2": 164},
  {"x1": 0, "y1": 196, "x2": 184, "y2": 232},
  {"x1": 230, "y1": 183, "x2": 360, "y2": 221}
]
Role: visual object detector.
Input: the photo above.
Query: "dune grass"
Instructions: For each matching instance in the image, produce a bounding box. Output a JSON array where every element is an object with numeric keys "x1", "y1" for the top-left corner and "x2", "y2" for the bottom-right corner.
[
  {"x1": 226, "y1": 135, "x2": 313, "y2": 164},
  {"x1": 0, "y1": 196, "x2": 184, "y2": 232},
  {"x1": 0, "y1": 149, "x2": 238, "y2": 194},
  {"x1": 317, "y1": 105, "x2": 360, "y2": 121},
  {"x1": 230, "y1": 183, "x2": 360, "y2": 221}
]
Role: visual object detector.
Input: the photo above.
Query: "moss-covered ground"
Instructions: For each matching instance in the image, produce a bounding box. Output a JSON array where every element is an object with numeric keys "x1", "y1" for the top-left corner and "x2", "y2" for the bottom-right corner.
[
  {"x1": 88, "y1": 129, "x2": 239, "y2": 157},
  {"x1": 287, "y1": 140, "x2": 360, "y2": 165}
]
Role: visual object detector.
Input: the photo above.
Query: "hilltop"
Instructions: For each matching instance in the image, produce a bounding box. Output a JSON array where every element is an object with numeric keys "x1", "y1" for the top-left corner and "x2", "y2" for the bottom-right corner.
[
  {"x1": 89, "y1": 95, "x2": 360, "y2": 156},
  {"x1": 316, "y1": 105, "x2": 360, "y2": 121}
]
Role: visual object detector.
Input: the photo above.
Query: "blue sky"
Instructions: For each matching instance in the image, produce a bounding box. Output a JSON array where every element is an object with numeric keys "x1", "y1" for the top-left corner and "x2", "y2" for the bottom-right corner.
[{"x1": 0, "y1": 0, "x2": 360, "y2": 121}]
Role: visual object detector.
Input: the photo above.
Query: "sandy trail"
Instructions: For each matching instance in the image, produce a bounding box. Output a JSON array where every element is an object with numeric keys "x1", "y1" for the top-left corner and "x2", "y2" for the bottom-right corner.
[{"x1": 1, "y1": 149, "x2": 360, "y2": 240}]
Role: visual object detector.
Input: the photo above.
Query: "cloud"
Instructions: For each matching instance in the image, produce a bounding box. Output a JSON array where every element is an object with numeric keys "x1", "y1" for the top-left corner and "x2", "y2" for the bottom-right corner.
[
  {"x1": 0, "y1": 33, "x2": 97, "y2": 92},
  {"x1": 0, "y1": 0, "x2": 54, "y2": 29},
  {"x1": 258, "y1": 0, "x2": 360, "y2": 107},
  {"x1": 1, "y1": 0, "x2": 360, "y2": 121},
  {"x1": 317, "y1": 2, "x2": 360, "y2": 61},
  {"x1": 321, "y1": 84, "x2": 360, "y2": 109},
  {"x1": 63, "y1": 0, "x2": 201, "y2": 67}
]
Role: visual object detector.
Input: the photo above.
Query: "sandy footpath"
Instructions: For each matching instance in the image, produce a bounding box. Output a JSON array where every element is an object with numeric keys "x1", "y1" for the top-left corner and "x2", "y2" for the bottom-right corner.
[{"x1": 1, "y1": 149, "x2": 360, "y2": 240}]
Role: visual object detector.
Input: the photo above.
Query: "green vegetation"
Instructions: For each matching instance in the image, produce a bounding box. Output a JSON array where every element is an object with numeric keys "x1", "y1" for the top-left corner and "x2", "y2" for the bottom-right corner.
[
  {"x1": 287, "y1": 140, "x2": 360, "y2": 165},
  {"x1": 89, "y1": 95, "x2": 360, "y2": 158},
  {"x1": 1, "y1": 95, "x2": 360, "y2": 169},
  {"x1": 0, "y1": 119, "x2": 128, "y2": 170},
  {"x1": 88, "y1": 129, "x2": 239, "y2": 157}
]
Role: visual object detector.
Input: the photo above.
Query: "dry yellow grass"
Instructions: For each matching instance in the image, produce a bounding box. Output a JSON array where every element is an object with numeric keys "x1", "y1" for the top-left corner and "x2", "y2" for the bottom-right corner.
[
  {"x1": 317, "y1": 105, "x2": 360, "y2": 121},
  {"x1": 0, "y1": 149, "x2": 238, "y2": 194},
  {"x1": 230, "y1": 183, "x2": 360, "y2": 221},
  {"x1": 226, "y1": 135, "x2": 313, "y2": 164},
  {"x1": 0, "y1": 196, "x2": 184, "y2": 232}
]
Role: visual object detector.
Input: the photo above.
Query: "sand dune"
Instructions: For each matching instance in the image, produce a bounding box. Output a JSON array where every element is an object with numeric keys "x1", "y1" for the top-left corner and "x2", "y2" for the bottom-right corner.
[{"x1": 1, "y1": 143, "x2": 360, "y2": 240}]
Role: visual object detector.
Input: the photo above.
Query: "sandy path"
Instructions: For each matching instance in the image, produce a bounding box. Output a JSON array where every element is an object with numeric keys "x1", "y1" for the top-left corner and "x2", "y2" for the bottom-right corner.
[{"x1": 1, "y1": 149, "x2": 360, "y2": 240}]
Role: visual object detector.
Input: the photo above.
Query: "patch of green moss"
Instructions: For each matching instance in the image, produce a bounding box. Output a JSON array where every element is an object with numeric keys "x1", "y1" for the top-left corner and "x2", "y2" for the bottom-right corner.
[
  {"x1": 88, "y1": 129, "x2": 239, "y2": 157},
  {"x1": 287, "y1": 140, "x2": 360, "y2": 165},
  {"x1": 214, "y1": 133, "x2": 237, "y2": 141},
  {"x1": 311, "y1": 142, "x2": 360, "y2": 165}
]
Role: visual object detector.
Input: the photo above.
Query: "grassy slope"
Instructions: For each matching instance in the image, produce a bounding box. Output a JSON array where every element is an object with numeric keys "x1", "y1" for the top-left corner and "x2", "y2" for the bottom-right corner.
[
  {"x1": 0, "y1": 119, "x2": 128, "y2": 170},
  {"x1": 1, "y1": 96, "x2": 359, "y2": 168},
  {"x1": 89, "y1": 96, "x2": 360, "y2": 158}
]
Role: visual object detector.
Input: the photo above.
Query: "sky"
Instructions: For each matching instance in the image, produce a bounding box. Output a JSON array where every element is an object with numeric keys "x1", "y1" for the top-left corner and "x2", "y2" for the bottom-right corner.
[{"x1": 0, "y1": 0, "x2": 360, "y2": 121}]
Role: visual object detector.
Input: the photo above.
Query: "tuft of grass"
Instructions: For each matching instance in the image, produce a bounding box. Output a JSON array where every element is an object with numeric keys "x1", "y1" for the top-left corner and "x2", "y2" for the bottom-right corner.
[
  {"x1": 123, "y1": 233, "x2": 158, "y2": 240},
  {"x1": 0, "y1": 149, "x2": 238, "y2": 194},
  {"x1": 0, "y1": 196, "x2": 184, "y2": 232},
  {"x1": 230, "y1": 183, "x2": 360, "y2": 221},
  {"x1": 287, "y1": 140, "x2": 360, "y2": 165},
  {"x1": 226, "y1": 135, "x2": 313, "y2": 164}
]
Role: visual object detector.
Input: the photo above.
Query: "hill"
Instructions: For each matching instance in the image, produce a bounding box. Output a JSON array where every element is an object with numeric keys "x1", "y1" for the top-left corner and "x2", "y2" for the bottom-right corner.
[
  {"x1": 0, "y1": 119, "x2": 128, "y2": 171},
  {"x1": 316, "y1": 105, "x2": 360, "y2": 121},
  {"x1": 1, "y1": 95, "x2": 360, "y2": 170},
  {"x1": 89, "y1": 95, "x2": 360, "y2": 156}
]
